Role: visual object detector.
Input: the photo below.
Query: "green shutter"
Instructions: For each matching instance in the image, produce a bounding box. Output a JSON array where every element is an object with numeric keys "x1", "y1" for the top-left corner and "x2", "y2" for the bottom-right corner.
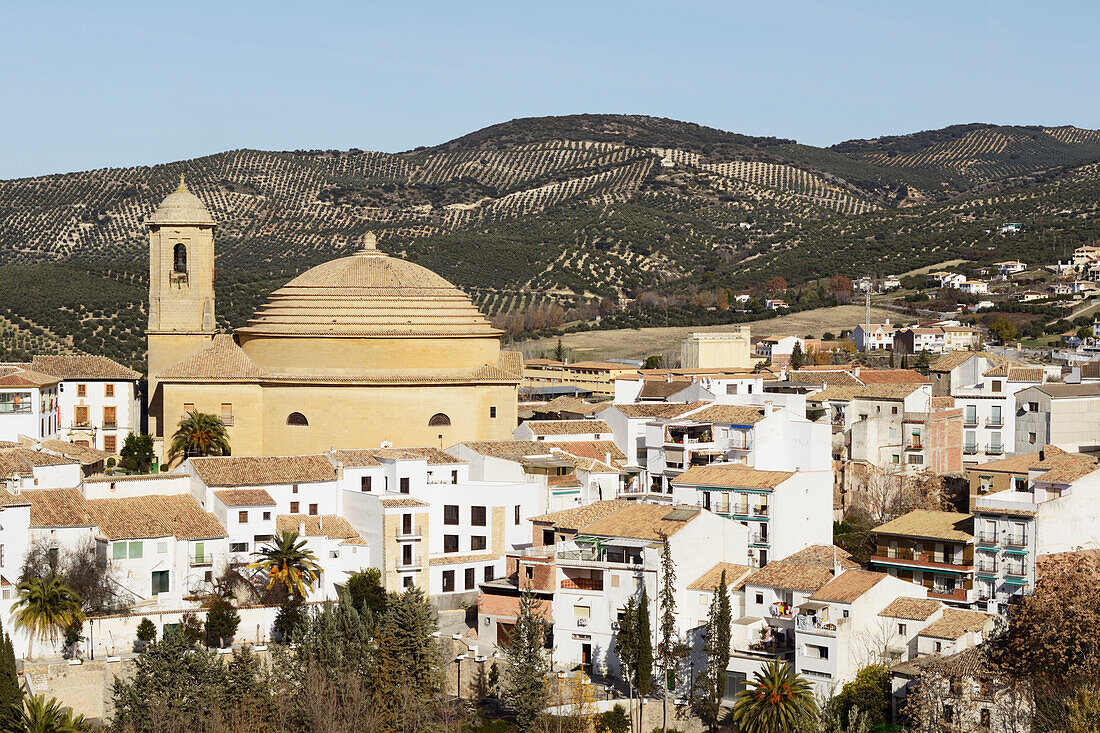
[
  {"x1": 112, "y1": 542, "x2": 126, "y2": 560},
  {"x1": 194, "y1": 542, "x2": 204, "y2": 563},
  {"x1": 128, "y1": 541, "x2": 143, "y2": 559}
]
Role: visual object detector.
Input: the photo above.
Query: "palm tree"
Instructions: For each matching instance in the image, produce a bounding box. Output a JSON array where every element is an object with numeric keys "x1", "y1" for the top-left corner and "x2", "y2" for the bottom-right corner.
[
  {"x1": 17, "y1": 690, "x2": 88, "y2": 732},
  {"x1": 169, "y1": 411, "x2": 230, "y2": 462},
  {"x1": 248, "y1": 531, "x2": 322, "y2": 600},
  {"x1": 11, "y1": 576, "x2": 85, "y2": 661},
  {"x1": 731, "y1": 659, "x2": 816, "y2": 733}
]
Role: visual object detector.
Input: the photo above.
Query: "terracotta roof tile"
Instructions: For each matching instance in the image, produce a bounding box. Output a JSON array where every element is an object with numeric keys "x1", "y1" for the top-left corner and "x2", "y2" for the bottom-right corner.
[
  {"x1": 522, "y1": 420, "x2": 611, "y2": 436},
  {"x1": 31, "y1": 355, "x2": 141, "y2": 381},
  {"x1": 919, "y1": 608, "x2": 995, "y2": 640},
  {"x1": 744, "y1": 562, "x2": 835, "y2": 592},
  {"x1": 810, "y1": 569, "x2": 889, "y2": 603},
  {"x1": 784, "y1": 544, "x2": 860, "y2": 569},
  {"x1": 788, "y1": 370, "x2": 863, "y2": 387},
  {"x1": 809, "y1": 384, "x2": 925, "y2": 402},
  {"x1": 0, "y1": 447, "x2": 76, "y2": 476},
  {"x1": 683, "y1": 405, "x2": 767, "y2": 425},
  {"x1": 686, "y1": 562, "x2": 755, "y2": 591},
  {"x1": 214, "y1": 489, "x2": 276, "y2": 507},
  {"x1": 878, "y1": 597, "x2": 943, "y2": 621},
  {"x1": 601, "y1": 401, "x2": 710, "y2": 419},
  {"x1": 379, "y1": 496, "x2": 429, "y2": 508},
  {"x1": 872, "y1": 510, "x2": 973, "y2": 542},
  {"x1": 858, "y1": 369, "x2": 930, "y2": 385},
  {"x1": 190, "y1": 454, "x2": 336, "y2": 487},
  {"x1": 23, "y1": 489, "x2": 226, "y2": 540},
  {"x1": 276, "y1": 514, "x2": 361, "y2": 541},
  {"x1": 967, "y1": 450, "x2": 1045, "y2": 475},
  {"x1": 158, "y1": 335, "x2": 265, "y2": 381},
  {"x1": 578, "y1": 502, "x2": 701, "y2": 541},
  {"x1": 551, "y1": 441, "x2": 628, "y2": 468},
  {"x1": 639, "y1": 381, "x2": 694, "y2": 400},
  {"x1": 455, "y1": 440, "x2": 552, "y2": 459},
  {"x1": 0, "y1": 368, "x2": 58, "y2": 388},
  {"x1": 38, "y1": 440, "x2": 111, "y2": 466},
  {"x1": 929, "y1": 351, "x2": 1008, "y2": 374},
  {"x1": 530, "y1": 500, "x2": 635, "y2": 532},
  {"x1": 672, "y1": 465, "x2": 794, "y2": 489}
]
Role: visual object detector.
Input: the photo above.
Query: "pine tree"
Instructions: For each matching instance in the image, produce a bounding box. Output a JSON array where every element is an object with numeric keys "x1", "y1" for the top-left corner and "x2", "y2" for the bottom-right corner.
[
  {"x1": 692, "y1": 570, "x2": 732, "y2": 731},
  {"x1": 789, "y1": 342, "x2": 805, "y2": 370},
  {"x1": 372, "y1": 585, "x2": 441, "y2": 728},
  {"x1": 503, "y1": 586, "x2": 551, "y2": 731}
]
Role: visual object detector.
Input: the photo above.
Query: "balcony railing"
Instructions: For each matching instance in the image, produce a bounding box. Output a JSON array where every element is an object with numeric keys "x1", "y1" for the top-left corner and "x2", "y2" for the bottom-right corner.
[
  {"x1": 976, "y1": 561, "x2": 999, "y2": 573},
  {"x1": 750, "y1": 532, "x2": 769, "y2": 545},
  {"x1": 769, "y1": 602, "x2": 794, "y2": 619},
  {"x1": 1005, "y1": 535, "x2": 1028, "y2": 548},
  {"x1": 72, "y1": 419, "x2": 91, "y2": 428},
  {"x1": 220, "y1": 415, "x2": 234, "y2": 427},
  {"x1": 986, "y1": 418, "x2": 1004, "y2": 427},
  {"x1": 557, "y1": 548, "x2": 643, "y2": 566},
  {"x1": 987, "y1": 445, "x2": 1004, "y2": 455},
  {"x1": 795, "y1": 614, "x2": 838, "y2": 635},
  {"x1": 930, "y1": 587, "x2": 968, "y2": 602},
  {"x1": 963, "y1": 418, "x2": 979, "y2": 427},
  {"x1": 964, "y1": 445, "x2": 978, "y2": 455},
  {"x1": 560, "y1": 577, "x2": 602, "y2": 591},
  {"x1": 753, "y1": 505, "x2": 769, "y2": 517},
  {"x1": 190, "y1": 554, "x2": 213, "y2": 567},
  {"x1": 976, "y1": 532, "x2": 999, "y2": 546},
  {"x1": 1005, "y1": 567, "x2": 1027, "y2": 579},
  {"x1": 905, "y1": 442, "x2": 923, "y2": 451},
  {"x1": 103, "y1": 420, "x2": 117, "y2": 429}
]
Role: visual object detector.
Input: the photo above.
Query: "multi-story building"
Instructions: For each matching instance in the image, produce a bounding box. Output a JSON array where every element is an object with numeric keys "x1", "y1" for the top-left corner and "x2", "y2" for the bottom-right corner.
[
  {"x1": 522, "y1": 360, "x2": 639, "y2": 400},
  {"x1": 870, "y1": 510, "x2": 975, "y2": 605},
  {"x1": 672, "y1": 465, "x2": 832, "y2": 567},
  {"x1": 680, "y1": 329, "x2": 753, "y2": 370},
  {"x1": 993, "y1": 261, "x2": 1027, "y2": 276},
  {"x1": 853, "y1": 322, "x2": 898, "y2": 352},
  {"x1": 754, "y1": 336, "x2": 804, "y2": 364},
  {"x1": 31, "y1": 356, "x2": 142, "y2": 455},
  {"x1": 965, "y1": 451, "x2": 1044, "y2": 510},
  {"x1": 954, "y1": 363, "x2": 1044, "y2": 466},
  {"x1": 513, "y1": 420, "x2": 613, "y2": 443},
  {"x1": 1014, "y1": 383, "x2": 1100, "y2": 453},
  {"x1": 893, "y1": 325, "x2": 981, "y2": 355},
  {"x1": 598, "y1": 402, "x2": 711, "y2": 469},
  {"x1": 0, "y1": 367, "x2": 59, "y2": 443}
]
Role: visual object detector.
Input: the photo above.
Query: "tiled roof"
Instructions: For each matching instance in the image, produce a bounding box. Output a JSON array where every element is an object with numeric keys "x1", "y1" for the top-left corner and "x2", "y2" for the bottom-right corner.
[
  {"x1": 190, "y1": 454, "x2": 336, "y2": 487},
  {"x1": 930, "y1": 396, "x2": 956, "y2": 409},
  {"x1": 31, "y1": 355, "x2": 141, "y2": 381},
  {"x1": 686, "y1": 562, "x2": 755, "y2": 591},
  {"x1": 24, "y1": 489, "x2": 225, "y2": 540},
  {"x1": 639, "y1": 381, "x2": 693, "y2": 400},
  {"x1": 158, "y1": 335, "x2": 266, "y2": 380},
  {"x1": 455, "y1": 441, "x2": 551, "y2": 459},
  {"x1": 810, "y1": 570, "x2": 889, "y2": 603},
  {"x1": 809, "y1": 384, "x2": 924, "y2": 402},
  {"x1": 744, "y1": 561, "x2": 835, "y2": 592},
  {"x1": 787, "y1": 370, "x2": 862, "y2": 387},
  {"x1": 601, "y1": 401, "x2": 710, "y2": 419},
  {"x1": 1033, "y1": 449, "x2": 1099, "y2": 484},
  {"x1": 39, "y1": 440, "x2": 111, "y2": 465},
  {"x1": 878, "y1": 597, "x2": 943, "y2": 621},
  {"x1": 968, "y1": 450, "x2": 1045, "y2": 475},
  {"x1": 326, "y1": 449, "x2": 381, "y2": 467},
  {"x1": 551, "y1": 441, "x2": 628, "y2": 468},
  {"x1": 672, "y1": 465, "x2": 794, "y2": 490},
  {"x1": 379, "y1": 496, "x2": 429, "y2": 508},
  {"x1": 919, "y1": 608, "x2": 994, "y2": 640},
  {"x1": 783, "y1": 544, "x2": 860, "y2": 570},
  {"x1": 370, "y1": 447, "x2": 465, "y2": 465},
  {"x1": 214, "y1": 489, "x2": 276, "y2": 507},
  {"x1": 859, "y1": 369, "x2": 930, "y2": 385},
  {"x1": 0, "y1": 447, "x2": 76, "y2": 476},
  {"x1": 1079, "y1": 360, "x2": 1100, "y2": 379},
  {"x1": 683, "y1": 405, "x2": 767, "y2": 425},
  {"x1": 541, "y1": 396, "x2": 605, "y2": 416},
  {"x1": 579, "y1": 502, "x2": 700, "y2": 541},
  {"x1": 522, "y1": 420, "x2": 610, "y2": 436},
  {"x1": 1033, "y1": 383, "x2": 1100, "y2": 398},
  {"x1": 872, "y1": 510, "x2": 973, "y2": 542},
  {"x1": 0, "y1": 368, "x2": 59, "y2": 388},
  {"x1": 928, "y1": 351, "x2": 1008, "y2": 374},
  {"x1": 498, "y1": 351, "x2": 524, "y2": 378},
  {"x1": 277, "y1": 514, "x2": 361, "y2": 541},
  {"x1": 530, "y1": 500, "x2": 635, "y2": 532}
]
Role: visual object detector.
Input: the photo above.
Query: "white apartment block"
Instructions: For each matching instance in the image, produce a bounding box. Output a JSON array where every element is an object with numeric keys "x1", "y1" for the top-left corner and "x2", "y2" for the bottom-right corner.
[
  {"x1": 672, "y1": 465, "x2": 832, "y2": 567},
  {"x1": 853, "y1": 322, "x2": 897, "y2": 352},
  {"x1": 31, "y1": 356, "x2": 142, "y2": 455},
  {"x1": 952, "y1": 362, "x2": 1044, "y2": 466},
  {"x1": 0, "y1": 367, "x2": 59, "y2": 444}
]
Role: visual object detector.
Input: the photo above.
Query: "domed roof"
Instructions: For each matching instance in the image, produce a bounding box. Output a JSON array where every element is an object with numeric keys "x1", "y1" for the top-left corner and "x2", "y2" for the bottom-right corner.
[
  {"x1": 237, "y1": 234, "x2": 501, "y2": 338},
  {"x1": 148, "y1": 175, "x2": 215, "y2": 226}
]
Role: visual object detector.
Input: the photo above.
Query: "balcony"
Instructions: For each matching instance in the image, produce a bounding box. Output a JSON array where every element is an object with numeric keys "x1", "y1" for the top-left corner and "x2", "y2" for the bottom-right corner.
[
  {"x1": 986, "y1": 445, "x2": 1004, "y2": 456},
  {"x1": 975, "y1": 532, "x2": 999, "y2": 547},
  {"x1": 753, "y1": 505, "x2": 769, "y2": 517},
  {"x1": 1005, "y1": 535, "x2": 1028, "y2": 548},
  {"x1": 750, "y1": 532, "x2": 770, "y2": 545},
  {"x1": 986, "y1": 418, "x2": 1004, "y2": 427},
  {"x1": 769, "y1": 602, "x2": 794, "y2": 619},
  {"x1": 795, "y1": 614, "x2": 838, "y2": 636},
  {"x1": 220, "y1": 415, "x2": 234, "y2": 427},
  {"x1": 72, "y1": 419, "x2": 91, "y2": 428},
  {"x1": 871, "y1": 552, "x2": 973, "y2": 573},
  {"x1": 560, "y1": 577, "x2": 603, "y2": 591},
  {"x1": 963, "y1": 418, "x2": 979, "y2": 428},
  {"x1": 964, "y1": 445, "x2": 979, "y2": 455},
  {"x1": 929, "y1": 587, "x2": 969, "y2": 602},
  {"x1": 557, "y1": 547, "x2": 644, "y2": 567},
  {"x1": 975, "y1": 560, "x2": 999, "y2": 575},
  {"x1": 1004, "y1": 567, "x2": 1027, "y2": 581},
  {"x1": 103, "y1": 421, "x2": 117, "y2": 430},
  {"x1": 729, "y1": 442, "x2": 752, "y2": 451},
  {"x1": 905, "y1": 442, "x2": 923, "y2": 451},
  {"x1": 189, "y1": 554, "x2": 213, "y2": 567}
]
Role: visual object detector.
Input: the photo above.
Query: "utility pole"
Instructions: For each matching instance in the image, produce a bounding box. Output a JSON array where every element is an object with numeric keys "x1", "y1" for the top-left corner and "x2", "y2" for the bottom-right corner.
[{"x1": 865, "y1": 277, "x2": 871, "y2": 333}]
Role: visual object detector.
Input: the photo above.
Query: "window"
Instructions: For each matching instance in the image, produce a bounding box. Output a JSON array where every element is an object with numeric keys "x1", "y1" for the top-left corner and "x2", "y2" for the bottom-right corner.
[
  {"x1": 402, "y1": 544, "x2": 413, "y2": 567},
  {"x1": 76, "y1": 384, "x2": 86, "y2": 398},
  {"x1": 173, "y1": 243, "x2": 187, "y2": 273},
  {"x1": 490, "y1": 406, "x2": 497, "y2": 418},
  {"x1": 891, "y1": 454, "x2": 900, "y2": 464},
  {"x1": 290, "y1": 501, "x2": 299, "y2": 513},
  {"x1": 514, "y1": 505, "x2": 521, "y2": 525},
  {"x1": 287, "y1": 412, "x2": 308, "y2": 426},
  {"x1": 934, "y1": 641, "x2": 943, "y2": 653},
  {"x1": 980, "y1": 708, "x2": 990, "y2": 728},
  {"x1": 755, "y1": 593, "x2": 764, "y2": 605},
  {"x1": 1028, "y1": 432, "x2": 1037, "y2": 444},
  {"x1": 308, "y1": 503, "x2": 318, "y2": 516},
  {"x1": 842, "y1": 609, "x2": 850, "y2": 618},
  {"x1": 220, "y1": 403, "x2": 233, "y2": 424},
  {"x1": 263, "y1": 511, "x2": 271, "y2": 521},
  {"x1": 542, "y1": 529, "x2": 554, "y2": 546},
  {"x1": 573, "y1": 605, "x2": 591, "y2": 619},
  {"x1": 451, "y1": 469, "x2": 458, "y2": 484},
  {"x1": 128, "y1": 541, "x2": 143, "y2": 559},
  {"x1": 292, "y1": 484, "x2": 299, "y2": 494},
  {"x1": 1028, "y1": 401, "x2": 1039, "y2": 412},
  {"x1": 403, "y1": 576, "x2": 413, "y2": 589},
  {"x1": 104, "y1": 435, "x2": 116, "y2": 453},
  {"x1": 965, "y1": 405, "x2": 977, "y2": 424},
  {"x1": 465, "y1": 567, "x2": 476, "y2": 590},
  {"x1": 907, "y1": 454, "x2": 924, "y2": 465},
  {"x1": 402, "y1": 513, "x2": 413, "y2": 535},
  {"x1": 471, "y1": 536, "x2": 487, "y2": 551},
  {"x1": 891, "y1": 406, "x2": 898, "y2": 415},
  {"x1": 898, "y1": 623, "x2": 907, "y2": 635},
  {"x1": 444, "y1": 535, "x2": 459, "y2": 553},
  {"x1": 74, "y1": 405, "x2": 89, "y2": 426},
  {"x1": 484, "y1": 565, "x2": 495, "y2": 582},
  {"x1": 238, "y1": 511, "x2": 248, "y2": 523},
  {"x1": 444, "y1": 505, "x2": 459, "y2": 525},
  {"x1": 151, "y1": 570, "x2": 169, "y2": 595},
  {"x1": 525, "y1": 566, "x2": 533, "y2": 580},
  {"x1": 361, "y1": 476, "x2": 372, "y2": 492},
  {"x1": 230, "y1": 542, "x2": 248, "y2": 553},
  {"x1": 471, "y1": 506, "x2": 487, "y2": 526},
  {"x1": 399, "y1": 477, "x2": 410, "y2": 493},
  {"x1": 113, "y1": 542, "x2": 126, "y2": 560},
  {"x1": 183, "y1": 402, "x2": 195, "y2": 415},
  {"x1": 943, "y1": 705, "x2": 953, "y2": 723},
  {"x1": 991, "y1": 405, "x2": 1002, "y2": 424},
  {"x1": 105, "y1": 383, "x2": 114, "y2": 397},
  {"x1": 428, "y1": 413, "x2": 451, "y2": 427},
  {"x1": 442, "y1": 570, "x2": 455, "y2": 592},
  {"x1": 992, "y1": 380, "x2": 1002, "y2": 393}
]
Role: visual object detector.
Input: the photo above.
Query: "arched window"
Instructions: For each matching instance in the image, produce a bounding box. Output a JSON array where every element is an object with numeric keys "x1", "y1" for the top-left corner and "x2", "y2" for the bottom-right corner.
[
  {"x1": 173, "y1": 243, "x2": 188, "y2": 274},
  {"x1": 287, "y1": 412, "x2": 309, "y2": 426},
  {"x1": 428, "y1": 413, "x2": 451, "y2": 427}
]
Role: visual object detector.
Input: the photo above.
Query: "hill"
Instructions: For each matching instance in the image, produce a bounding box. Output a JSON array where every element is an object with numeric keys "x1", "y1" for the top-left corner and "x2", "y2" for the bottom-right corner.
[{"x1": 1, "y1": 114, "x2": 1099, "y2": 368}]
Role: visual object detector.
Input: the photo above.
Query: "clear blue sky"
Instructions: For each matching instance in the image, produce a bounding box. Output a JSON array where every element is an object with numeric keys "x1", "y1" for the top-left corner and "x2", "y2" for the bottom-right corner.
[{"x1": 2, "y1": 1, "x2": 1097, "y2": 178}]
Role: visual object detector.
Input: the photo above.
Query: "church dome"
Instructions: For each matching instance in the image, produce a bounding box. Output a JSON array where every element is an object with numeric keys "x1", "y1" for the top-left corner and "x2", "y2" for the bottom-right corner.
[
  {"x1": 148, "y1": 175, "x2": 215, "y2": 226},
  {"x1": 237, "y1": 234, "x2": 500, "y2": 337}
]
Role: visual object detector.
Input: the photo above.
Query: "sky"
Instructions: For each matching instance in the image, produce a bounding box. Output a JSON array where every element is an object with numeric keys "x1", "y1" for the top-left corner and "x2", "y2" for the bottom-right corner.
[{"x1": 1, "y1": 1, "x2": 1098, "y2": 178}]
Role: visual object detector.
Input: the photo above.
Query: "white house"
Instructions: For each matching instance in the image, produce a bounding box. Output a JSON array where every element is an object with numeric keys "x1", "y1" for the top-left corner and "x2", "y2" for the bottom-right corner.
[
  {"x1": 0, "y1": 367, "x2": 59, "y2": 443},
  {"x1": 853, "y1": 322, "x2": 896, "y2": 352},
  {"x1": 958, "y1": 281, "x2": 990, "y2": 295},
  {"x1": 993, "y1": 261, "x2": 1026, "y2": 277},
  {"x1": 31, "y1": 356, "x2": 142, "y2": 456},
  {"x1": 513, "y1": 420, "x2": 613, "y2": 443}
]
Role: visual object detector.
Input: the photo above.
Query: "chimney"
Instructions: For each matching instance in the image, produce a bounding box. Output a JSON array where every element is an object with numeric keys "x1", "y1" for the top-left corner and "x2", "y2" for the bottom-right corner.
[
  {"x1": 763, "y1": 400, "x2": 774, "y2": 416},
  {"x1": 605, "y1": 452, "x2": 612, "y2": 467},
  {"x1": 319, "y1": 516, "x2": 324, "y2": 531},
  {"x1": 298, "y1": 521, "x2": 306, "y2": 536}
]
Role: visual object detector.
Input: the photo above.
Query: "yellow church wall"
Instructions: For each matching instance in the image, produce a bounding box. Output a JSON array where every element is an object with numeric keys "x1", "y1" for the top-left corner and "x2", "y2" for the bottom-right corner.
[
  {"x1": 257, "y1": 382, "x2": 518, "y2": 455},
  {"x1": 237, "y1": 333, "x2": 502, "y2": 373},
  {"x1": 159, "y1": 382, "x2": 265, "y2": 460}
]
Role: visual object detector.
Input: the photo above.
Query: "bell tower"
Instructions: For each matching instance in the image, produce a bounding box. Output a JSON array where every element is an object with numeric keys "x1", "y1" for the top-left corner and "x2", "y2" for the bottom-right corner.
[{"x1": 146, "y1": 175, "x2": 217, "y2": 437}]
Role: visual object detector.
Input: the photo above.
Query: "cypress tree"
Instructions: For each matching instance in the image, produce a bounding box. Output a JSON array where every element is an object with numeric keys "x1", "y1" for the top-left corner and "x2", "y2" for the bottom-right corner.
[
  {"x1": 503, "y1": 586, "x2": 551, "y2": 731},
  {"x1": 692, "y1": 570, "x2": 732, "y2": 731},
  {"x1": 634, "y1": 587, "x2": 654, "y2": 733},
  {"x1": 0, "y1": 629, "x2": 20, "y2": 725},
  {"x1": 657, "y1": 535, "x2": 680, "y2": 732}
]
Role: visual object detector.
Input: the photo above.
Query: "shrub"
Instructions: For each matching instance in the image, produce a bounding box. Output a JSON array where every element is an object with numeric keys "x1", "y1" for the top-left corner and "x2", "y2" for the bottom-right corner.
[
  {"x1": 136, "y1": 618, "x2": 156, "y2": 643},
  {"x1": 595, "y1": 704, "x2": 630, "y2": 733},
  {"x1": 204, "y1": 596, "x2": 240, "y2": 649}
]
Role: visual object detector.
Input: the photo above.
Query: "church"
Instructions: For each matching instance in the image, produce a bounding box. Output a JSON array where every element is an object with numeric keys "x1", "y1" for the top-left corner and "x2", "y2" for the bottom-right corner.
[{"x1": 146, "y1": 178, "x2": 520, "y2": 461}]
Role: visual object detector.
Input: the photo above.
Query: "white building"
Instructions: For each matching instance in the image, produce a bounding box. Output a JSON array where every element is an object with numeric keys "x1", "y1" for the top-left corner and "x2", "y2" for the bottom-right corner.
[
  {"x1": 958, "y1": 281, "x2": 990, "y2": 295},
  {"x1": 755, "y1": 336, "x2": 804, "y2": 363},
  {"x1": 1014, "y1": 383, "x2": 1100, "y2": 454},
  {"x1": 0, "y1": 367, "x2": 59, "y2": 443},
  {"x1": 513, "y1": 420, "x2": 613, "y2": 443},
  {"x1": 31, "y1": 356, "x2": 142, "y2": 456},
  {"x1": 993, "y1": 261, "x2": 1026, "y2": 277},
  {"x1": 853, "y1": 322, "x2": 896, "y2": 352}
]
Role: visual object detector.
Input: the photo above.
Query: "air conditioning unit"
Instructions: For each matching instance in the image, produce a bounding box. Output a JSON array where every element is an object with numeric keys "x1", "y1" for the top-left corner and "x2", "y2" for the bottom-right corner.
[{"x1": 577, "y1": 618, "x2": 588, "y2": 628}]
